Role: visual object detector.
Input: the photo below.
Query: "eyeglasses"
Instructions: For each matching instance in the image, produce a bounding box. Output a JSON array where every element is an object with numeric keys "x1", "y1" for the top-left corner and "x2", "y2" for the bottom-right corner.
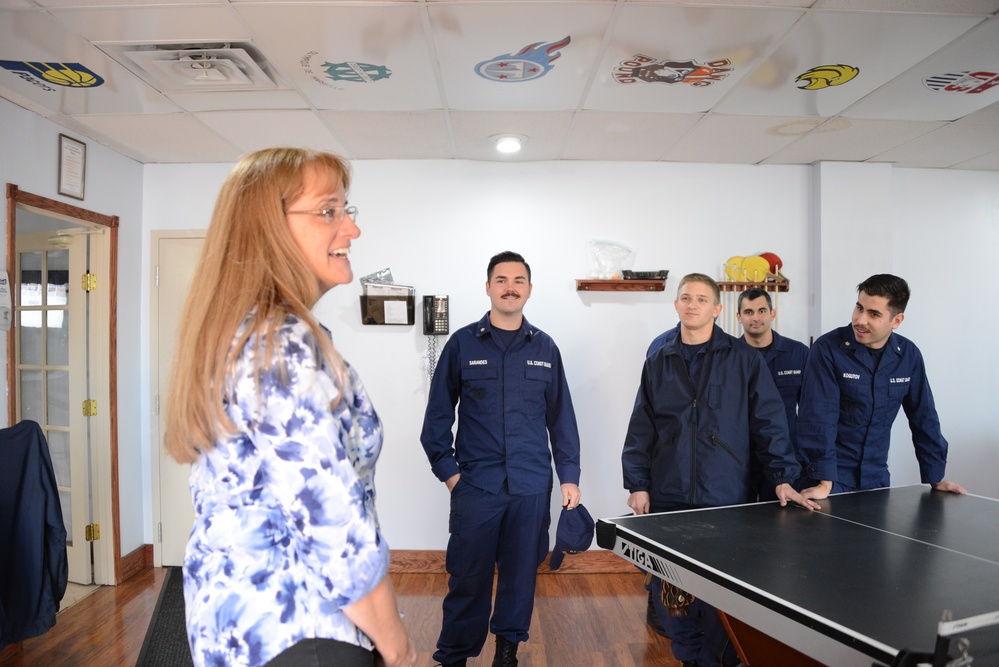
[{"x1": 285, "y1": 204, "x2": 358, "y2": 225}]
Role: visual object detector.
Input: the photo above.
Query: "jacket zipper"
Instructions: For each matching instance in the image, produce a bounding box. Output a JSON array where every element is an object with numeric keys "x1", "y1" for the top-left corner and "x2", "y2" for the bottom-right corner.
[{"x1": 711, "y1": 434, "x2": 744, "y2": 466}]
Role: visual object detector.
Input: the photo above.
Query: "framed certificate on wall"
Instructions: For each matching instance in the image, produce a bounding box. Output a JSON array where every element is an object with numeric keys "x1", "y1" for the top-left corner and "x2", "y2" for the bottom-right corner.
[{"x1": 58, "y1": 134, "x2": 86, "y2": 200}]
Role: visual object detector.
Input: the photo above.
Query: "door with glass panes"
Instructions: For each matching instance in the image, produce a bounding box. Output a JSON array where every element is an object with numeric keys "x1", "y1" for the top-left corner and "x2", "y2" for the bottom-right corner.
[{"x1": 15, "y1": 231, "x2": 92, "y2": 583}]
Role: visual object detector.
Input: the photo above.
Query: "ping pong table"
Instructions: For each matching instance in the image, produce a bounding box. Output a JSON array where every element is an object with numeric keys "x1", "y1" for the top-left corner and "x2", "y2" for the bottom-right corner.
[{"x1": 596, "y1": 485, "x2": 999, "y2": 666}]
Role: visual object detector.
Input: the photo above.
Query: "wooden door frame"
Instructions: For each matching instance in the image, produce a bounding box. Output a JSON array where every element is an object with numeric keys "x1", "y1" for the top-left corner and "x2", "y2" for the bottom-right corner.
[{"x1": 6, "y1": 183, "x2": 121, "y2": 584}]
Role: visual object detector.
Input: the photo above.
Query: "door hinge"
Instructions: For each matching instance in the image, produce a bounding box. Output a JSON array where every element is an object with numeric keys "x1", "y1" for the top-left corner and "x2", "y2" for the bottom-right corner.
[
  {"x1": 82, "y1": 273, "x2": 97, "y2": 292},
  {"x1": 82, "y1": 399, "x2": 98, "y2": 417},
  {"x1": 85, "y1": 523, "x2": 101, "y2": 541}
]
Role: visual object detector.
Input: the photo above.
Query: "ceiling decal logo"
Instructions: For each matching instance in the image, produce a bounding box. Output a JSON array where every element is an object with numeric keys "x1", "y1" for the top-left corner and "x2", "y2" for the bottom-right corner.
[
  {"x1": 0, "y1": 61, "x2": 104, "y2": 91},
  {"x1": 795, "y1": 65, "x2": 859, "y2": 90},
  {"x1": 923, "y1": 71, "x2": 999, "y2": 95},
  {"x1": 613, "y1": 55, "x2": 732, "y2": 86},
  {"x1": 475, "y1": 36, "x2": 571, "y2": 82},
  {"x1": 300, "y1": 51, "x2": 391, "y2": 88}
]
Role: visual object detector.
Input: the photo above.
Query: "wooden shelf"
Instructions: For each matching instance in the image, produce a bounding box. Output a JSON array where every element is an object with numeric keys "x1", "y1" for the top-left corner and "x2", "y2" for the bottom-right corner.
[
  {"x1": 718, "y1": 281, "x2": 789, "y2": 292},
  {"x1": 576, "y1": 279, "x2": 665, "y2": 292}
]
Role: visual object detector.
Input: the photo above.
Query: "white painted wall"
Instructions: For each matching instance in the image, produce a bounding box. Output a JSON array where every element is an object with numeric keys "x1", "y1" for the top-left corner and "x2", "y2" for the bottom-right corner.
[
  {"x1": 141, "y1": 158, "x2": 999, "y2": 550},
  {"x1": 888, "y1": 168, "x2": 999, "y2": 498},
  {"x1": 0, "y1": 97, "x2": 146, "y2": 557}
]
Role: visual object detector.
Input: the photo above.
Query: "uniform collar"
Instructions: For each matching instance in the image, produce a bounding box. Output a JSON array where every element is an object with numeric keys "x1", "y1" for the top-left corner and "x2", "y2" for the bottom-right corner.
[
  {"x1": 475, "y1": 311, "x2": 535, "y2": 340},
  {"x1": 839, "y1": 324, "x2": 903, "y2": 360},
  {"x1": 663, "y1": 323, "x2": 729, "y2": 353}
]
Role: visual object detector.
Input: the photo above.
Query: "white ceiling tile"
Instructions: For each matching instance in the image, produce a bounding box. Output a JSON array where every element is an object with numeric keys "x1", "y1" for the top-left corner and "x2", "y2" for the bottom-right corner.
[
  {"x1": 630, "y1": 0, "x2": 813, "y2": 5},
  {"x1": 164, "y1": 89, "x2": 308, "y2": 114},
  {"x1": 70, "y1": 113, "x2": 242, "y2": 163},
  {"x1": 950, "y1": 148, "x2": 999, "y2": 170},
  {"x1": 0, "y1": 0, "x2": 995, "y2": 169},
  {"x1": 765, "y1": 118, "x2": 946, "y2": 164},
  {"x1": 237, "y1": 3, "x2": 442, "y2": 111},
  {"x1": 664, "y1": 114, "x2": 816, "y2": 163},
  {"x1": 954, "y1": 100, "x2": 999, "y2": 125},
  {"x1": 36, "y1": 0, "x2": 216, "y2": 6},
  {"x1": 563, "y1": 111, "x2": 701, "y2": 160},
  {"x1": 815, "y1": 0, "x2": 999, "y2": 14},
  {"x1": 319, "y1": 110, "x2": 453, "y2": 159},
  {"x1": 194, "y1": 109, "x2": 349, "y2": 157},
  {"x1": 46, "y1": 6, "x2": 250, "y2": 43},
  {"x1": 450, "y1": 110, "x2": 573, "y2": 160},
  {"x1": 0, "y1": 9, "x2": 182, "y2": 115},
  {"x1": 586, "y1": 5, "x2": 803, "y2": 113},
  {"x1": 843, "y1": 17, "x2": 999, "y2": 121},
  {"x1": 429, "y1": 2, "x2": 613, "y2": 111},
  {"x1": 716, "y1": 11, "x2": 983, "y2": 118},
  {"x1": 871, "y1": 122, "x2": 999, "y2": 167}
]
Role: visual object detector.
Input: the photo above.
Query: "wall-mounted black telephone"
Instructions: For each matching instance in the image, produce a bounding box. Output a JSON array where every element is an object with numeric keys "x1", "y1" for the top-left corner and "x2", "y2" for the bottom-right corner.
[{"x1": 423, "y1": 295, "x2": 449, "y2": 335}]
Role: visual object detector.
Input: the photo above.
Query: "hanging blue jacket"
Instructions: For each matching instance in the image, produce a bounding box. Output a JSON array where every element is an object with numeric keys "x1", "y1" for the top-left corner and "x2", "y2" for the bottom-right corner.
[
  {"x1": 0, "y1": 420, "x2": 68, "y2": 648},
  {"x1": 421, "y1": 312, "x2": 581, "y2": 495},
  {"x1": 623, "y1": 324, "x2": 800, "y2": 509},
  {"x1": 796, "y1": 324, "x2": 948, "y2": 490}
]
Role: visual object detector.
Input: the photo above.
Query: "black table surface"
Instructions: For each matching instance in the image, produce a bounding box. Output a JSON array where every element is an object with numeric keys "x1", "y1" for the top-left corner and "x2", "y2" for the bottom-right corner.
[{"x1": 596, "y1": 486, "x2": 999, "y2": 662}]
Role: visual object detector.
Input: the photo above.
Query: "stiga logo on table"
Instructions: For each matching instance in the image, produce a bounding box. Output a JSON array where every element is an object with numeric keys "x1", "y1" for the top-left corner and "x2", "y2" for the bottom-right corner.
[{"x1": 0, "y1": 61, "x2": 105, "y2": 91}]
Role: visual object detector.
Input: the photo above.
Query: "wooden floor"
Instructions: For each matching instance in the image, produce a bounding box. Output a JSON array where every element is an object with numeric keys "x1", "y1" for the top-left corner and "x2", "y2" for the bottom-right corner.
[{"x1": 2, "y1": 568, "x2": 683, "y2": 667}]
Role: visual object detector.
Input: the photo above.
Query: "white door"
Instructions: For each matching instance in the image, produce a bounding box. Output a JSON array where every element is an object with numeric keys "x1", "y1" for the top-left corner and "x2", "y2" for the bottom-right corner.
[
  {"x1": 14, "y1": 231, "x2": 91, "y2": 583},
  {"x1": 153, "y1": 234, "x2": 204, "y2": 566}
]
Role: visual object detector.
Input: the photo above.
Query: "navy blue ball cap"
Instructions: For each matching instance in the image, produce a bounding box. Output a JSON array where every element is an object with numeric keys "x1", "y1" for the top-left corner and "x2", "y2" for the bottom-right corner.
[{"x1": 550, "y1": 503, "x2": 595, "y2": 570}]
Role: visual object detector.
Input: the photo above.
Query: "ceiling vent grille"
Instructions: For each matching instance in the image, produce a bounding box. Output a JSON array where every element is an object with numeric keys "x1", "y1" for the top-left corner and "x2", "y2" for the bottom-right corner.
[{"x1": 112, "y1": 43, "x2": 276, "y2": 92}]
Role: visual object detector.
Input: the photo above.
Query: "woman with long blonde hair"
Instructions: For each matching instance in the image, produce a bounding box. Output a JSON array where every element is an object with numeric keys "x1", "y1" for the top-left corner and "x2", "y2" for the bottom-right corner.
[{"x1": 165, "y1": 147, "x2": 415, "y2": 667}]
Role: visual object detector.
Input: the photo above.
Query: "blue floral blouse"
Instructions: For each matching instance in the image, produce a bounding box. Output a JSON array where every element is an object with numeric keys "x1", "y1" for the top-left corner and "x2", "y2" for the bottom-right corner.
[{"x1": 183, "y1": 313, "x2": 388, "y2": 667}]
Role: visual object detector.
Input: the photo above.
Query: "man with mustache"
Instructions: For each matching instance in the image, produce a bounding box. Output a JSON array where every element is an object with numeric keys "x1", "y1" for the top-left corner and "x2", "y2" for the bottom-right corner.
[
  {"x1": 796, "y1": 274, "x2": 965, "y2": 498},
  {"x1": 420, "y1": 251, "x2": 582, "y2": 667}
]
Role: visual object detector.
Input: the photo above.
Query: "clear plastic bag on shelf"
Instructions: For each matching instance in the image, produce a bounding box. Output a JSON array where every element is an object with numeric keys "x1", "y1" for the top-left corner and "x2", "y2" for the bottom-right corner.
[{"x1": 588, "y1": 240, "x2": 634, "y2": 280}]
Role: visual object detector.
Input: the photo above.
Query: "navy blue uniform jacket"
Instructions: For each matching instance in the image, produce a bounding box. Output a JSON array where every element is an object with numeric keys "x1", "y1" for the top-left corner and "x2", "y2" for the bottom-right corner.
[
  {"x1": 648, "y1": 327, "x2": 809, "y2": 447},
  {"x1": 796, "y1": 324, "x2": 947, "y2": 490},
  {"x1": 421, "y1": 312, "x2": 581, "y2": 495},
  {"x1": 0, "y1": 420, "x2": 68, "y2": 648},
  {"x1": 752, "y1": 330, "x2": 809, "y2": 448},
  {"x1": 623, "y1": 324, "x2": 800, "y2": 508}
]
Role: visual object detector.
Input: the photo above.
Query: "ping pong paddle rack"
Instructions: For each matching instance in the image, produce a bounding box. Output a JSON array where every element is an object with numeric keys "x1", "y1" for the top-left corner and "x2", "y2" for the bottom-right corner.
[{"x1": 884, "y1": 609, "x2": 999, "y2": 667}]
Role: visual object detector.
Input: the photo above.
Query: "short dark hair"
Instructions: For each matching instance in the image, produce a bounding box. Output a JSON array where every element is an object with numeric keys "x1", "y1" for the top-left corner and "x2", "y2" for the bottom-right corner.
[
  {"x1": 677, "y1": 273, "x2": 720, "y2": 303},
  {"x1": 737, "y1": 287, "x2": 773, "y2": 312},
  {"x1": 857, "y1": 274, "x2": 910, "y2": 315},
  {"x1": 487, "y1": 251, "x2": 531, "y2": 283}
]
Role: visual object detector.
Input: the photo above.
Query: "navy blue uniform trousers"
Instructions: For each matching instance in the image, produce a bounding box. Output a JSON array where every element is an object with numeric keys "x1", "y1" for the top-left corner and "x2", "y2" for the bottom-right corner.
[{"x1": 433, "y1": 481, "x2": 550, "y2": 663}]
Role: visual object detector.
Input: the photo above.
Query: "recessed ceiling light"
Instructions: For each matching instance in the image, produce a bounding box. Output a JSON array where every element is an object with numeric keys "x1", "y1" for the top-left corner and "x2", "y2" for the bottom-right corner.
[{"x1": 492, "y1": 134, "x2": 526, "y2": 154}]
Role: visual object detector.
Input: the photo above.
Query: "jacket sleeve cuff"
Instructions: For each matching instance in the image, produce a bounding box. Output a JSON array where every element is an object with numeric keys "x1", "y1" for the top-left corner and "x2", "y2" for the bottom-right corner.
[
  {"x1": 804, "y1": 463, "x2": 835, "y2": 482},
  {"x1": 432, "y1": 459, "x2": 460, "y2": 483}
]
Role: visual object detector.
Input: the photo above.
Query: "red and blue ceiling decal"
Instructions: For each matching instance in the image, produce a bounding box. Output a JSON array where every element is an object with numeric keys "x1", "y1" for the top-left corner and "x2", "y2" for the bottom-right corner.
[
  {"x1": 475, "y1": 36, "x2": 571, "y2": 82},
  {"x1": 0, "y1": 61, "x2": 104, "y2": 90},
  {"x1": 923, "y1": 70, "x2": 999, "y2": 94},
  {"x1": 613, "y1": 55, "x2": 732, "y2": 86}
]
